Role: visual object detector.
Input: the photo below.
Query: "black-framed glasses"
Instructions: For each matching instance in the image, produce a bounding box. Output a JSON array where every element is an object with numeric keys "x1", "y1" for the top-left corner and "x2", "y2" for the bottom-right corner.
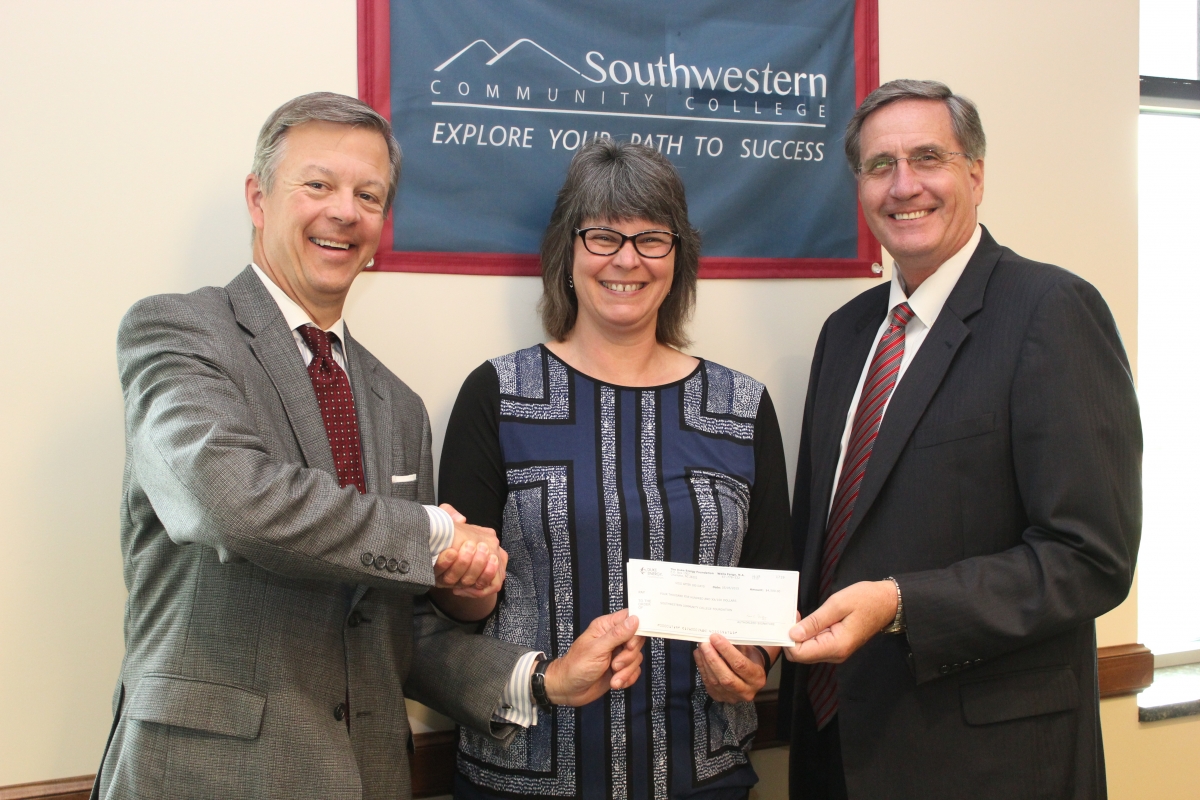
[
  {"x1": 575, "y1": 226, "x2": 679, "y2": 258},
  {"x1": 857, "y1": 149, "x2": 971, "y2": 179}
]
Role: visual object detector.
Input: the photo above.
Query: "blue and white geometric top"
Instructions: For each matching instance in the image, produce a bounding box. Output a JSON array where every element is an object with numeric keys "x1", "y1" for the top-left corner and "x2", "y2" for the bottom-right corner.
[{"x1": 439, "y1": 345, "x2": 791, "y2": 800}]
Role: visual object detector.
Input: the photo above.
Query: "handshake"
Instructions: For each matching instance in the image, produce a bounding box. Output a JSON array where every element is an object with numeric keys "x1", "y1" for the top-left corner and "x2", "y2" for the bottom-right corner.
[
  {"x1": 431, "y1": 503, "x2": 645, "y2": 703},
  {"x1": 431, "y1": 502, "x2": 509, "y2": 598}
]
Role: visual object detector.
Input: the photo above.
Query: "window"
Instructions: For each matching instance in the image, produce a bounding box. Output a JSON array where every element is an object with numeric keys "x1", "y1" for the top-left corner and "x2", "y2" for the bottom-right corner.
[{"x1": 1137, "y1": 0, "x2": 1200, "y2": 665}]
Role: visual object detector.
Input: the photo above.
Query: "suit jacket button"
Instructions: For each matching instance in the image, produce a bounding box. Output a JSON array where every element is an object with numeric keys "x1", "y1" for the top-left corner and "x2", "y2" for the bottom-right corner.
[
  {"x1": 398, "y1": 559, "x2": 410, "y2": 574},
  {"x1": 347, "y1": 611, "x2": 362, "y2": 628},
  {"x1": 386, "y1": 558, "x2": 399, "y2": 573},
  {"x1": 361, "y1": 552, "x2": 374, "y2": 567},
  {"x1": 939, "y1": 665, "x2": 951, "y2": 675},
  {"x1": 334, "y1": 703, "x2": 348, "y2": 721},
  {"x1": 374, "y1": 555, "x2": 387, "y2": 570}
]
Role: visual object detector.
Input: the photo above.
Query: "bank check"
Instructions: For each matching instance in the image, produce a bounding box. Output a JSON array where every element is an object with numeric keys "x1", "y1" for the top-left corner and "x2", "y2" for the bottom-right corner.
[{"x1": 626, "y1": 559, "x2": 798, "y2": 647}]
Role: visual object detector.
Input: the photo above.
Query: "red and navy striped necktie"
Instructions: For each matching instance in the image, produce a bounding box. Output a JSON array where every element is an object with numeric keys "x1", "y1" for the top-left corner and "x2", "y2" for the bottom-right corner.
[{"x1": 807, "y1": 302, "x2": 914, "y2": 730}]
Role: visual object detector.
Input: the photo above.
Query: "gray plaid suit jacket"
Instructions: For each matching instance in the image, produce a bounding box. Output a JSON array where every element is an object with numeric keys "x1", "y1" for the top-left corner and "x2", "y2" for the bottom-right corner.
[{"x1": 94, "y1": 266, "x2": 529, "y2": 800}]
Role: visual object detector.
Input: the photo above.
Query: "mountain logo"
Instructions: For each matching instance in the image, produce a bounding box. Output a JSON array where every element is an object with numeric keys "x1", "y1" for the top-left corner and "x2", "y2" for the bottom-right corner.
[{"x1": 434, "y1": 38, "x2": 582, "y2": 76}]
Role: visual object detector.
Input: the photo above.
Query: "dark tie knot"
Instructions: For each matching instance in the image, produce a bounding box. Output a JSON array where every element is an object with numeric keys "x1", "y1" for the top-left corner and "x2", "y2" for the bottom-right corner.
[{"x1": 298, "y1": 324, "x2": 336, "y2": 364}]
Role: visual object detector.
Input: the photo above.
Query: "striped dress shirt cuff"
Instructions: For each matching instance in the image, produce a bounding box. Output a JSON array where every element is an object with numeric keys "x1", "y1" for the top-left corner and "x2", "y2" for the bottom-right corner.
[
  {"x1": 424, "y1": 505, "x2": 455, "y2": 564},
  {"x1": 493, "y1": 650, "x2": 544, "y2": 727}
]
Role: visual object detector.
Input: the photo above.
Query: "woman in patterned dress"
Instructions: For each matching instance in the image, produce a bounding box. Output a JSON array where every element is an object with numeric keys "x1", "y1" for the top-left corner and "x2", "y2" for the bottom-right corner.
[{"x1": 433, "y1": 139, "x2": 792, "y2": 800}]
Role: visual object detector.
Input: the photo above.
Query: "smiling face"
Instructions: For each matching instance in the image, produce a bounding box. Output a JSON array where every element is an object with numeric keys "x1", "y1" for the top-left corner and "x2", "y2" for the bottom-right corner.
[
  {"x1": 246, "y1": 120, "x2": 391, "y2": 324},
  {"x1": 857, "y1": 99, "x2": 984, "y2": 284},
  {"x1": 571, "y1": 216, "x2": 676, "y2": 341}
]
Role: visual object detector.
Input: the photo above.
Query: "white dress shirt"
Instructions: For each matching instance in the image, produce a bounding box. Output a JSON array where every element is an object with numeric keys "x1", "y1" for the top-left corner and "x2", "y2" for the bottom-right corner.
[
  {"x1": 828, "y1": 224, "x2": 983, "y2": 517},
  {"x1": 251, "y1": 265, "x2": 541, "y2": 726}
]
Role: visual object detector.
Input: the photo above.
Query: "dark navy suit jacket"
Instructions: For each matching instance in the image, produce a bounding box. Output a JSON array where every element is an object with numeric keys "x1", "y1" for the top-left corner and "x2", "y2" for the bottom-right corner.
[{"x1": 786, "y1": 227, "x2": 1141, "y2": 799}]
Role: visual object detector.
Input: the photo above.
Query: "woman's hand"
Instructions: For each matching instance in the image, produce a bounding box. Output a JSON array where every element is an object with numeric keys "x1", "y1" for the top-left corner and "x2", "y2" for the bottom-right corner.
[{"x1": 694, "y1": 634, "x2": 774, "y2": 704}]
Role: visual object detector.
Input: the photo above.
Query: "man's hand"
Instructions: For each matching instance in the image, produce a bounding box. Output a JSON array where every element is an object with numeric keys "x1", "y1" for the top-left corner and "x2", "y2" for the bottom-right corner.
[
  {"x1": 544, "y1": 609, "x2": 645, "y2": 707},
  {"x1": 433, "y1": 503, "x2": 507, "y2": 598},
  {"x1": 694, "y1": 634, "x2": 775, "y2": 703},
  {"x1": 783, "y1": 580, "x2": 898, "y2": 664}
]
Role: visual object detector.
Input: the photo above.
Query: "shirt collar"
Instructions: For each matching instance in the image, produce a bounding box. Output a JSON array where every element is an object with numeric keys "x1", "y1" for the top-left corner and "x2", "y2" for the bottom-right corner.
[
  {"x1": 250, "y1": 263, "x2": 346, "y2": 344},
  {"x1": 887, "y1": 223, "x2": 982, "y2": 331}
]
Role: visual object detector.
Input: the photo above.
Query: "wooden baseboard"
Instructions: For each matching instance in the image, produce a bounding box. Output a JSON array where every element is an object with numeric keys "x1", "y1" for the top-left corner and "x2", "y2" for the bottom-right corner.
[
  {"x1": 411, "y1": 730, "x2": 457, "y2": 798},
  {"x1": 1098, "y1": 643, "x2": 1154, "y2": 698},
  {"x1": 0, "y1": 775, "x2": 92, "y2": 800},
  {"x1": 1, "y1": 645, "x2": 1151, "y2": 800}
]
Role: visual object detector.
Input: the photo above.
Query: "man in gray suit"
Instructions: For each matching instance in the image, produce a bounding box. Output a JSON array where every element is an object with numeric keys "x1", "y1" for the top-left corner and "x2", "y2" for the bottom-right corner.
[{"x1": 94, "y1": 92, "x2": 644, "y2": 800}]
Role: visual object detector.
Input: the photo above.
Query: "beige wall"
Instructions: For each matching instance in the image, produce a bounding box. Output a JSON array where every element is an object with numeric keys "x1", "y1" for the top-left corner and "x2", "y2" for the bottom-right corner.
[{"x1": 1, "y1": 0, "x2": 1194, "y2": 795}]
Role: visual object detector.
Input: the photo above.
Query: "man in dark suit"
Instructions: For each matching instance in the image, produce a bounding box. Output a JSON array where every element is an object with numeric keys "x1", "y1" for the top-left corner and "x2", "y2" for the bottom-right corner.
[
  {"x1": 783, "y1": 79, "x2": 1141, "y2": 799},
  {"x1": 94, "y1": 92, "x2": 643, "y2": 800}
]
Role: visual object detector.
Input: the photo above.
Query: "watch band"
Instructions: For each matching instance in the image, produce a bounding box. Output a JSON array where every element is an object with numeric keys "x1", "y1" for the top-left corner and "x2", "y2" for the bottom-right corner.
[
  {"x1": 752, "y1": 645, "x2": 774, "y2": 670},
  {"x1": 881, "y1": 577, "x2": 906, "y2": 634},
  {"x1": 531, "y1": 655, "x2": 555, "y2": 713}
]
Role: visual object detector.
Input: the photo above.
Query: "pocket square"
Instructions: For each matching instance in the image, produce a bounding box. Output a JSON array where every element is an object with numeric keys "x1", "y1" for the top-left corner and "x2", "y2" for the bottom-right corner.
[{"x1": 391, "y1": 474, "x2": 417, "y2": 483}]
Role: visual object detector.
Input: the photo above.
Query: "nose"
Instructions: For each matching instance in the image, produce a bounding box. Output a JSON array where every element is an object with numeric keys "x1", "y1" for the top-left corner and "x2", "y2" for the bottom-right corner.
[
  {"x1": 327, "y1": 188, "x2": 361, "y2": 224},
  {"x1": 888, "y1": 158, "x2": 922, "y2": 199},
  {"x1": 611, "y1": 237, "x2": 640, "y2": 268}
]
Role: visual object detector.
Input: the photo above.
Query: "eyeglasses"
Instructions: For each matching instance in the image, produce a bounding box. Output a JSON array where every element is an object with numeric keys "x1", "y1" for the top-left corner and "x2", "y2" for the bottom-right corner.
[
  {"x1": 857, "y1": 149, "x2": 971, "y2": 180},
  {"x1": 574, "y1": 226, "x2": 679, "y2": 258}
]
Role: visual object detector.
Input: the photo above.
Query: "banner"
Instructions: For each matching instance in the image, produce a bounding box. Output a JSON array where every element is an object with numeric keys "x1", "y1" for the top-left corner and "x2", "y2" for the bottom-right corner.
[{"x1": 359, "y1": 0, "x2": 880, "y2": 277}]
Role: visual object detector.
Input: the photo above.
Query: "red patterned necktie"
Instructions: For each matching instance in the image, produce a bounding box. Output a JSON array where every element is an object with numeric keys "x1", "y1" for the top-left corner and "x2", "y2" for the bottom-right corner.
[
  {"x1": 807, "y1": 302, "x2": 915, "y2": 730},
  {"x1": 297, "y1": 325, "x2": 366, "y2": 493}
]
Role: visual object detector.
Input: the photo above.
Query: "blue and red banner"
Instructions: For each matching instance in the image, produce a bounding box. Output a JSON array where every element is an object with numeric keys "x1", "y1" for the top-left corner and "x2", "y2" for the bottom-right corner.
[{"x1": 359, "y1": 0, "x2": 879, "y2": 277}]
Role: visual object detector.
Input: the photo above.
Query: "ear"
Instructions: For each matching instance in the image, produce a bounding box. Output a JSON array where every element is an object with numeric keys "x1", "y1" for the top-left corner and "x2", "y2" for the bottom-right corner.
[
  {"x1": 245, "y1": 173, "x2": 267, "y2": 232},
  {"x1": 969, "y1": 156, "x2": 985, "y2": 207}
]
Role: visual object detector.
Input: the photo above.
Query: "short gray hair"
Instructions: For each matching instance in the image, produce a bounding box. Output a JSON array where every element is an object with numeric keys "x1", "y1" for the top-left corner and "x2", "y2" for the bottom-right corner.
[
  {"x1": 844, "y1": 79, "x2": 986, "y2": 172},
  {"x1": 252, "y1": 92, "x2": 403, "y2": 212},
  {"x1": 539, "y1": 138, "x2": 700, "y2": 348}
]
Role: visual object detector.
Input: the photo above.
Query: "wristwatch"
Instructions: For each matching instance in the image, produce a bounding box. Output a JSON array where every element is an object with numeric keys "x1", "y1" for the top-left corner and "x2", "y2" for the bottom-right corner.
[
  {"x1": 531, "y1": 655, "x2": 555, "y2": 714},
  {"x1": 880, "y1": 577, "x2": 906, "y2": 635}
]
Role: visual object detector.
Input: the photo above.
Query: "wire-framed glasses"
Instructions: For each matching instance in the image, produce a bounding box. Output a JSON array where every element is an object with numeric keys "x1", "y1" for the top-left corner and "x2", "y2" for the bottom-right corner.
[
  {"x1": 574, "y1": 226, "x2": 679, "y2": 258},
  {"x1": 857, "y1": 149, "x2": 971, "y2": 179}
]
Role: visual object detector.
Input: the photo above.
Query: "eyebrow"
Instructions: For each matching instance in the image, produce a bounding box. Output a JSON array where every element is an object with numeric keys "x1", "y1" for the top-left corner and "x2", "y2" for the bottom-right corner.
[
  {"x1": 301, "y1": 164, "x2": 387, "y2": 190},
  {"x1": 864, "y1": 143, "x2": 947, "y2": 160}
]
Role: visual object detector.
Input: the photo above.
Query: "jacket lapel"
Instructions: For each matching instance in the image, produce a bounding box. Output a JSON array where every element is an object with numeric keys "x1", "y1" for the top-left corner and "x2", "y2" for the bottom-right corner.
[
  {"x1": 814, "y1": 300, "x2": 889, "y2": 509},
  {"x1": 228, "y1": 267, "x2": 337, "y2": 476},
  {"x1": 842, "y1": 228, "x2": 1003, "y2": 544},
  {"x1": 802, "y1": 293, "x2": 888, "y2": 608},
  {"x1": 344, "y1": 327, "x2": 391, "y2": 610},
  {"x1": 796, "y1": 291, "x2": 892, "y2": 609},
  {"x1": 343, "y1": 326, "x2": 390, "y2": 497}
]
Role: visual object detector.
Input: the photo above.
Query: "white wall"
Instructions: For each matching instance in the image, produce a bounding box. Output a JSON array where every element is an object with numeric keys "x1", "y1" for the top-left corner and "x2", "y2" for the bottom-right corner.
[
  {"x1": 2, "y1": 0, "x2": 1195, "y2": 796},
  {"x1": 0, "y1": 0, "x2": 363, "y2": 782}
]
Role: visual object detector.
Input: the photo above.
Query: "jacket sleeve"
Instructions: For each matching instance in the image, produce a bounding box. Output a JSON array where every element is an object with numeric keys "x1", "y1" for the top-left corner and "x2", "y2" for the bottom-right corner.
[
  {"x1": 438, "y1": 361, "x2": 506, "y2": 532},
  {"x1": 898, "y1": 277, "x2": 1142, "y2": 683},
  {"x1": 737, "y1": 389, "x2": 793, "y2": 571},
  {"x1": 405, "y1": 596, "x2": 532, "y2": 741},
  {"x1": 118, "y1": 292, "x2": 439, "y2": 591},
  {"x1": 791, "y1": 320, "x2": 830, "y2": 583}
]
